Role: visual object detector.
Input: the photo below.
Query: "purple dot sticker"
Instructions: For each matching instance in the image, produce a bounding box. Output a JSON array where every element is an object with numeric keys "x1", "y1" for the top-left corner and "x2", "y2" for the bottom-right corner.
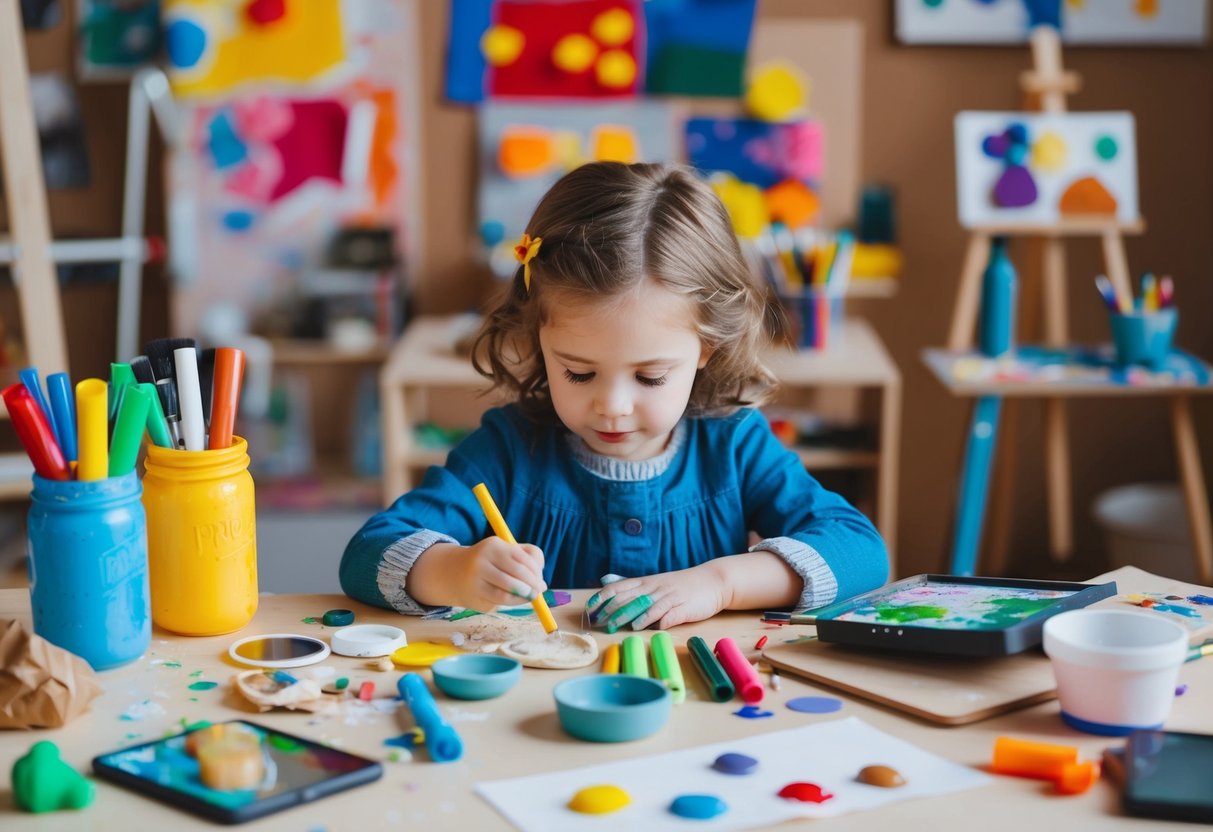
[
  {"x1": 712, "y1": 752, "x2": 758, "y2": 775},
  {"x1": 786, "y1": 696, "x2": 842, "y2": 714}
]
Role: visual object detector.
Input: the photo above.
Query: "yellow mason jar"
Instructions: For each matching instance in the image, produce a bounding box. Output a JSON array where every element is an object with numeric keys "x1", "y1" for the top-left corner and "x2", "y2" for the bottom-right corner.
[{"x1": 143, "y1": 436, "x2": 258, "y2": 635}]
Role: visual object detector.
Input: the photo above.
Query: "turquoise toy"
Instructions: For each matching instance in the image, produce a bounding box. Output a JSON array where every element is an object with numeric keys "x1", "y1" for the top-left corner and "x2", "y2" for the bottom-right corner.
[
  {"x1": 430, "y1": 654, "x2": 522, "y2": 700},
  {"x1": 12, "y1": 741, "x2": 95, "y2": 813},
  {"x1": 553, "y1": 674, "x2": 671, "y2": 743}
]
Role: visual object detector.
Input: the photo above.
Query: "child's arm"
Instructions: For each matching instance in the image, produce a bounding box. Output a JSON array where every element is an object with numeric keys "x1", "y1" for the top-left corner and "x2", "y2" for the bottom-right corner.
[{"x1": 339, "y1": 407, "x2": 547, "y2": 614}]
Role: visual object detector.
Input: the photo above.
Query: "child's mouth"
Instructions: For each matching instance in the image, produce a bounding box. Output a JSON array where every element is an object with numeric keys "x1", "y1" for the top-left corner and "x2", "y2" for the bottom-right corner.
[{"x1": 595, "y1": 431, "x2": 629, "y2": 444}]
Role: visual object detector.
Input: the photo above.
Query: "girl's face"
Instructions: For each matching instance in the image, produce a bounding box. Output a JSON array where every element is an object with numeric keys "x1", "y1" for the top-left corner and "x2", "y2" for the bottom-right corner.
[{"x1": 539, "y1": 280, "x2": 709, "y2": 461}]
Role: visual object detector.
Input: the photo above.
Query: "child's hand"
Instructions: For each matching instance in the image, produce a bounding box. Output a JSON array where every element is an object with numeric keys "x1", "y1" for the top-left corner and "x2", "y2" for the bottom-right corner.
[
  {"x1": 453, "y1": 538, "x2": 547, "y2": 612},
  {"x1": 584, "y1": 563, "x2": 730, "y2": 632}
]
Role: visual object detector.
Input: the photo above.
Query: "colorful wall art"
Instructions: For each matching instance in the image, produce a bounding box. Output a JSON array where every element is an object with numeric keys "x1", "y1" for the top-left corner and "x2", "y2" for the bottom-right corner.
[
  {"x1": 476, "y1": 717, "x2": 990, "y2": 831},
  {"x1": 167, "y1": 0, "x2": 418, "y2": 339},
  {"x1": 644, "y1": 0, "x2": 757, "y2": 96},
  {"x1": 447, "y1": 0, "x2": 645, "y2": 103},
  {"x1": 954, "y1": 111, "x2": 1139, "y2": 228},
  {"x1": 77, "y1": 0, "x2": 161, "y2": 79},
  {"x1": 896, "y1": 0, "x2": 1208, "y2": 46},
  {"x1": 164, "y1": 0, "x2": 347, "y2": 99},
  {"x1": 477, "y1": 101, "x2": 675, "y2": 274}
]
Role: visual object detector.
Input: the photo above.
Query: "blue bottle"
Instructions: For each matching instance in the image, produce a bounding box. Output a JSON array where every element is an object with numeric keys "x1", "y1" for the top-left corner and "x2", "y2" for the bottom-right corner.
[
  {"x1": 27, "y1": 471, "x2": 150, "y2": 670},
  {"x1": 979, "y1": 237, "x2": 1017, "y2": 357}
]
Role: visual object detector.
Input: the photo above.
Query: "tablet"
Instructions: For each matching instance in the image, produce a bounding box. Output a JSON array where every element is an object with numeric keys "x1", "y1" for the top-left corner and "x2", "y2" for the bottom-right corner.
[
  {"x1": 810, "y1": 574, "x2": 1117, "y2": 657},
  {"x1": 92, "y1": 721, "x2": 382, "y2": 824}
]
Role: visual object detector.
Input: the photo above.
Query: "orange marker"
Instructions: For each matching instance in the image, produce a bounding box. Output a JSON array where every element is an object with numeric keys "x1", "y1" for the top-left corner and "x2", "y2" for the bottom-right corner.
[
  {"x1": 601, "y1": 643, "x2": 620, "y2": 674},
  {"x1": 207, "y1": 347, "x2": 246, "y2": 450}
]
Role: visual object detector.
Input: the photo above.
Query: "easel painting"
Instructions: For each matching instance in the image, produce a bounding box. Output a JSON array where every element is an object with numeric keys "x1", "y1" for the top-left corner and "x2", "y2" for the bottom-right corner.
[
  {"x1": 896, "y1": 0, "x2": 1209, "y2": 46},
  {"x1": 954, "y1": 111, "x2": 1139, "y2": 228}
]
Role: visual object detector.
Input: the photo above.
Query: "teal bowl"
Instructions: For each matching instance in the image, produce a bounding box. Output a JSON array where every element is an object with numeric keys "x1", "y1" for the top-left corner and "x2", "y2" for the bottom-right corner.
[
  {"x1": 553, "y1": 674, "x2": 672, "y2": 742},
  {"x1": 431, "y1": 654, "x2": 522, "y2": 700}
]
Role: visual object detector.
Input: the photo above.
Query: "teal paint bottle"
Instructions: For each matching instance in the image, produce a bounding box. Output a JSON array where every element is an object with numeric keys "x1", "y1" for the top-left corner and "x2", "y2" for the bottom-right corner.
[{"x1": 979, "y1": 237, "x2": 1017, "y2": 357}]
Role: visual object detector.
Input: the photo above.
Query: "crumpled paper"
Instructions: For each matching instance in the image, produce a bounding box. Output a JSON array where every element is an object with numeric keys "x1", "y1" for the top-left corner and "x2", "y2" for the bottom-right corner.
[{"x1": 0, "y1": 619, "x2": 102, "y2": 729}]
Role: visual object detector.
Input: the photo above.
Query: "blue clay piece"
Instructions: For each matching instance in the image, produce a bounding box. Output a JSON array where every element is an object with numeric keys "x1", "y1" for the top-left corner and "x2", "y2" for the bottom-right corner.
[
  {"x1": 786, "y1": 696, "x2": 843, "y2": 714},
  {"x1": 670, "y1": 794, "x2": 728, "y2": 820},
  {"x1": 733, "y1": 705, "x2": 773, "y2": 719},
  {"x1": 712, "y1": 752, "x2": 758, "y2": 775}
]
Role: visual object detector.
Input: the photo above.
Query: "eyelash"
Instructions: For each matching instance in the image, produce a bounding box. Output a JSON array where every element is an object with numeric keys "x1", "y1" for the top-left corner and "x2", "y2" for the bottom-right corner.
[{"x1": 562, "y1": 370, "x2": 667, "y2": 387}]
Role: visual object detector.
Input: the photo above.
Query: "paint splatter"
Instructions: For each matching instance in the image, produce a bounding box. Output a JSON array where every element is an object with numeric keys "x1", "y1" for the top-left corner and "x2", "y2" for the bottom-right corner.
[
  {"x1": 733, "y1": 705, "x2": 774, "y2": 719},
  {"x1": 670, "y1": 794, "x2": 728, "y2": 819},
  {"x1": 448, "y1": 609, "x2": 481, "y2": 621},
  {"x1": 1188, "y1": 595, "x2": 1213, "y2": 606},
  {"x1": 778, "y1": 782, "x2": 833, "y2": 803},
  {"x1": 151, "y1": 659, "x2": 182, "y2": 669},
  {"x1": 568, "y1": 784, "x2": 631, "y2": 815},
  {"x1": 120, "y1": 700, "x2": 166, "y2": 721},
  {"x1": 712, "y1": 752, "x2": 758, "y2": 775},
  {"x1": 188, "y1": 681, "x2": 219, "y2": 691},
  {"x1": 1153, "y1": 604, "x2": 1202, "y2": 619},
  {"x1": 385, "y1": 728, "x2": 425, "y2": 749},
  {"x1": 268, "y1": 734, "x2": 305, "y2": 752},
  {"x1": 188, "y1": 670, "x2": 203, "y2": 678},
  {"x1": 1176, "y1": 684, "x2": 1188, "y2": 697},
  {"x1": 786, "y1": 696, "x2": 843, "y2": 714},
  {"x1": 301, "y1": 616, "x2": 320, "y2": 624}
]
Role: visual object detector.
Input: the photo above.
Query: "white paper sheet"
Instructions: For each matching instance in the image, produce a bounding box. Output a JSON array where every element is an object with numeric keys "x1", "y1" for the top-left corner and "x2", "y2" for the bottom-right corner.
[{"x1": 476, "y1": 716, "x2": 992, "y2": 831}]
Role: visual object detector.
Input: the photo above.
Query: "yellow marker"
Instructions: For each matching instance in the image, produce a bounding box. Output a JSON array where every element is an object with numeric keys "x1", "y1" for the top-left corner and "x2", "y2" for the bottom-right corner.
[
  {"x1": 601, "y1": 642, "x2": 620, "y2": 674},
  {"x1": 472, "y1": 482, "x2": 558, "y2": 634},
  {"x1": 75, "y1": 378, "x2": 109, "y2": 481}
]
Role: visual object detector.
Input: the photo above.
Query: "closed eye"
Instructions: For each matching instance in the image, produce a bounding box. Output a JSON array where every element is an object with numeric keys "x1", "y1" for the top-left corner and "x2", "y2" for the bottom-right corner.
[
  {"x1": 636, "y1": 375, "x2": 667, "y2": 387},
  {"x1": 563, "y1": 369, "x2": 594, "y2": 384}
]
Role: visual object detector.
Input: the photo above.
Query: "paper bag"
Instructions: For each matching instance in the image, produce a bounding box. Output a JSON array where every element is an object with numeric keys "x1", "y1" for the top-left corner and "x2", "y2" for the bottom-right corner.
[{"x1": 0, "y1": 619, "x2": 102, "y2": 729}]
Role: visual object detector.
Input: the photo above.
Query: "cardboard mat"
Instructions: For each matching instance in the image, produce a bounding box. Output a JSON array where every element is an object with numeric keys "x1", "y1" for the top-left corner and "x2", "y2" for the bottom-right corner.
[{"x1": 763, "y1": 566, "x2": 1213, "y2": 725}]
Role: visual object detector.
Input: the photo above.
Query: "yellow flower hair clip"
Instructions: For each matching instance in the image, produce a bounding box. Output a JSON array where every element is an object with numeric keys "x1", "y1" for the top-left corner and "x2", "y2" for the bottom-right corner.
[{"x1": 514, "y1": 233, "x2": 542, "y2": 292}]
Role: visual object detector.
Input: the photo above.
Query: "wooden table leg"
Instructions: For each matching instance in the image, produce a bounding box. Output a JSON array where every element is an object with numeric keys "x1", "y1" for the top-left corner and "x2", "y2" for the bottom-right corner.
[
  {"x1": 1170, "y1": 395, "x2": 1213, "y2": 585},
  {"x1": 948, "y1": 232, "x2": 991, "y2": 351}
]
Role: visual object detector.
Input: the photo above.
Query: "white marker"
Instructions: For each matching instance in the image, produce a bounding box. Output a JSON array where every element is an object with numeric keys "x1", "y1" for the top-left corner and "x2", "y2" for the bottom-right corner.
[{"x1": 174, "y1": 347, "x2": 206, "y2": 451}]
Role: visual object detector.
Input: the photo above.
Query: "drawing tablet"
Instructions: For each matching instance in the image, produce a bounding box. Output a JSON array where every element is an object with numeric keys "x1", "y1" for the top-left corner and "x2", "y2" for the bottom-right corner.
[
  {"x1": 93, "y1": 721, "x2": 382, "y2": 824},
  {"x1": 810, "y1": 574, "x2": 1117, "y2": 657}
]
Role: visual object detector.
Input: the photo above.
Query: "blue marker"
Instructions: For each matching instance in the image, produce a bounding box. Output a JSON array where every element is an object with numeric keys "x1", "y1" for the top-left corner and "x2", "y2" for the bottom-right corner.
[
  {"x1": 18, "y1": 367, "x2": 58, "y2": 444},
  {"x1": 45, "y1": 372, "x2": 77, "y2": 462},
  {"x1": 398, "y1": 673, "x2": 462, "y2": 762}
]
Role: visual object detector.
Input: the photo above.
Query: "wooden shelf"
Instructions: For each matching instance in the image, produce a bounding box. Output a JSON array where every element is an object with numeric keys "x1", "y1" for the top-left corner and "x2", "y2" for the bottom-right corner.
[
  {"x1": 963, "y1": 216, "x2": 1145, "y2": 236},
  {"x1": 270, "y1": 339, "x2": 389, "y2": 366}
]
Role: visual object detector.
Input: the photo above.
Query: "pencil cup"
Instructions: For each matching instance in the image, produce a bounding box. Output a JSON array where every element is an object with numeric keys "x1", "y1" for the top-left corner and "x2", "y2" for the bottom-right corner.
[
  {"x1": 1043, "y1": 609, "x2": 1187, "y2": 736},
  {"x1": 1108, "y1": 307, "x2": 1177, "y2": 369},
  {"x1": 27, "y1": 471, "x2": 150, "y2": 670},
  {"x1": 779, "y1": 291, "x2": 844, "y2": 350},
  {"x1": 143, "y1": 436, "x2": 258, "y2": 636}
]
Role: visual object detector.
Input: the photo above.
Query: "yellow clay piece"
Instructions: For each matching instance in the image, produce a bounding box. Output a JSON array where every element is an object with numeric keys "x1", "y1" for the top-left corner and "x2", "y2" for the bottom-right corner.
[{"x1": 568, "y1": 784, "x2": 631, "y2": 815}]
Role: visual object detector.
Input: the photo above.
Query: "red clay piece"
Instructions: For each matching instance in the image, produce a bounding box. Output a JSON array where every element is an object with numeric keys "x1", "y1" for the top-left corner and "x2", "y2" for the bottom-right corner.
[{"x1": 777, "y1": 782, "x2": 833, "y2": 803}]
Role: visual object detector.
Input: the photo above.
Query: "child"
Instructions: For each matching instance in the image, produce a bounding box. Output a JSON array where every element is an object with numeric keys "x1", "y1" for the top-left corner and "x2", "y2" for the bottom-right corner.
[{"x1": 340, "y1": 162, "x2": 888, "y2": 631}]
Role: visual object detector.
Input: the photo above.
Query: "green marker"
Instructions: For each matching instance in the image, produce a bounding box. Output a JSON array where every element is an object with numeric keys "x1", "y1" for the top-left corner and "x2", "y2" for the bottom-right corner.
[
  {"x1": 138, "y1": 382, "x2": 173, "y2": 449},
  {"x1": 687, "y1": 636, "x2": 735, "y2": 702},
  {"x1": 109, "y1": 362, "x2": 137, "y2": 422},
  {"x1": 621, "y1": 635, "x2": 649, "y2": 678},
  {"x1": 650, "y1": 631, "x2": 685, "y2": 704},
  {"x1": 108, "y1": 385, "x2": 151, "y2": 477}
]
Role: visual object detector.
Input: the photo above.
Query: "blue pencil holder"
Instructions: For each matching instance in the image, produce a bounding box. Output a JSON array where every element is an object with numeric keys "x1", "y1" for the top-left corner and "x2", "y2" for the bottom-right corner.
[
  {"x1": 27, "y1": 471, "x2": 150, "y2": 670},
  {"x1": 779, "y1": 291, "x2": 845, "y2": 350},
  {"x1": 1108, "y1": 307, "x2": 1177, "y2": 369}
]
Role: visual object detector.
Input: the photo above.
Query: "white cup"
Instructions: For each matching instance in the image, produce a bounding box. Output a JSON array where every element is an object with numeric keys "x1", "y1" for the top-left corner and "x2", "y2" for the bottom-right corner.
[{"x1": 1043, "y1": 609, "x2": 1188, "y2": 736}]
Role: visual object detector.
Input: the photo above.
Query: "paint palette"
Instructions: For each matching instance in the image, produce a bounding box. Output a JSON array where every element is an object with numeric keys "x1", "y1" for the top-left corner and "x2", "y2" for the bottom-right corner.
[{"x1": 810, "y1": 574, "x2": 1117, "y2": 657}]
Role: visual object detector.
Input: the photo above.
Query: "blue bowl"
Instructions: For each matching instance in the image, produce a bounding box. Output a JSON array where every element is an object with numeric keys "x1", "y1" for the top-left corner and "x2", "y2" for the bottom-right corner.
[
  {"x1": 553, "y1": 674, "x2": 671, "y2": 742},
  {"x1": 431, "y1": 654, "x2": 522, "y2": 700}
]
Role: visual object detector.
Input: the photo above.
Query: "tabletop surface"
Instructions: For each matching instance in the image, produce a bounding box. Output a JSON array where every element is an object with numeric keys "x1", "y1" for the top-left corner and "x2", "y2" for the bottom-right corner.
[{"x1": 1, "y1": 588, "x2": 1209, "y2": 831}]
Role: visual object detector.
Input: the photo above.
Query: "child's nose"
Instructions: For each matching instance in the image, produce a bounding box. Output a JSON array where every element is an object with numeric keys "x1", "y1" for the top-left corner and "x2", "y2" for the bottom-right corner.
[{"x1": 596, "y1": 380, "x2": 633, "y2": 418}]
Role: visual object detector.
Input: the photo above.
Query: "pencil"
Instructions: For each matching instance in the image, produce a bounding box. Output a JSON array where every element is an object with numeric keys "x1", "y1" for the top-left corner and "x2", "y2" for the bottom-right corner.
[
  {"x1": 1186, "y1": 639, "x2": 1213, "y2": 663},
  {"x1": 471, "y1": 482, "x2": 558, "y2": 634}
]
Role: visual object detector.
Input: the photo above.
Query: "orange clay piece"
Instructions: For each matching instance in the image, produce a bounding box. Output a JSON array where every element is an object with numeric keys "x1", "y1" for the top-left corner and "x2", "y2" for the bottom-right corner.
[
  {"x1": 1055, "y1": 760, "x2": 1101, "y2": 795},
  {"x1": 991, "y1": 736, "x2": 1078, "y2": 780},
  {"x1": 197, "y1": 730, "x2": 264, "y2": 791},
  {"x1": 185, "y1": 723, "x2": 227, "y2": 758}
]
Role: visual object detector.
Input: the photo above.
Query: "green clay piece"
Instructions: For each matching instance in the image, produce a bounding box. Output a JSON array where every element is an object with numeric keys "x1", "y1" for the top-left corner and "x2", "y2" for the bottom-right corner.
[
  {"x1": 12, "y1": 741, "x2": 95, "y2": 813},
  {"x1": 188, "y1": 681, "x2": 218, "y2": 691},
  {"x1": 322, "y1": 609, "x2": 355, "y2": 627},
  {"x1": 301, "y1": 617, "x2": 320, "y2": 624},
  {"x1": 334, "y1": 677, "x2": 349, "y2": 690}
]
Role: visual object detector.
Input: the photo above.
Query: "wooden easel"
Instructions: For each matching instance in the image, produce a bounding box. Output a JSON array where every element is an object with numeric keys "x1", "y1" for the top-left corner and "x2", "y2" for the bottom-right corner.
[
  {"x1": 0, "y1": 0, "x2": 72, "y2": 496},
  {"x1": 947, "y1": 25, "x2": 1141, "y2": 570}
]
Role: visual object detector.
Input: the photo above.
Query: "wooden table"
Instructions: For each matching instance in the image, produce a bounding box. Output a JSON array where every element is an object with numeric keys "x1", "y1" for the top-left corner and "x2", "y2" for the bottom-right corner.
[{"x1": 2, "y1": 590, "x2": 1209, "y2": 830}]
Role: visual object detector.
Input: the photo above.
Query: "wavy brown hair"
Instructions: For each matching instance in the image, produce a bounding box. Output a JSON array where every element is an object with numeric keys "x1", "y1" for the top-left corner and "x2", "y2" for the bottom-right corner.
[{"x1": 472, "y1": 162, "x2": 776, "y2": 423}]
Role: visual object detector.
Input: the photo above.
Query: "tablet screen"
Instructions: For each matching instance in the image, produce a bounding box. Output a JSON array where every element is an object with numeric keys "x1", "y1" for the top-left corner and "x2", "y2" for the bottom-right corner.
[{"x1": 825, "y1": 581, "x2": 1077, "y2": 630}]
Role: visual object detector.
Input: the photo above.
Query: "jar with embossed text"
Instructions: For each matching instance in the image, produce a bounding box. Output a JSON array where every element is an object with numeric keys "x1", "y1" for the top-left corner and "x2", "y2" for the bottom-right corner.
[
  {"x1": 143, "y1": 436, "x2": 257, "y2": 635},
  {"x1": 28, "y1": 471, "x2": 150, "y2": 669}
]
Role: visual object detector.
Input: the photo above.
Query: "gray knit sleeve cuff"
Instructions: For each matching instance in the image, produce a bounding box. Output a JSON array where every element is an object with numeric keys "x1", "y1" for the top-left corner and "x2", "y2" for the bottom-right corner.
[
  {"x1": 375, "y1": 530, "x2": 458, "y2": 616},
  {"x1": 749, "y1": 536, "x2": 839, "y2": 612}
]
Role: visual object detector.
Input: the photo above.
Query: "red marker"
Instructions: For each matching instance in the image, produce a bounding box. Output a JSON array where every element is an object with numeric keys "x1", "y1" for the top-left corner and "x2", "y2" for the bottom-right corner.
[
  {"x1": 755, "y1": 635, "x2": 769, "y2": 650},
  {"x1": 2, "y1": 384, "x2": 69, "y2": 480}
]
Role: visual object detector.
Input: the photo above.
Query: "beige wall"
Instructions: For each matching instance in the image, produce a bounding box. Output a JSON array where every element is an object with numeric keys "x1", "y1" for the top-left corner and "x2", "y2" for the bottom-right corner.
[{"x1": 18, "y1": 1, "x2": 1213, "y2": 579}]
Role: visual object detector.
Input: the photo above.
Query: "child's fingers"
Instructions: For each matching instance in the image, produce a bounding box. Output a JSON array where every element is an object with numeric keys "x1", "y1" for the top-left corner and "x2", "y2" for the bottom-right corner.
[
  {"x1": 474, "y1": 578, "x2": 527, "y2": 610},
  {"x1": 604, "y1": 594, "x2": 654, "y2": 634},
  {"x1": 629, "y1": 593, "x2": 676, "y2": 630},
  {"x1": 480, "y1": 562, "x2": 543, "y2": 603},
  {"x1": 586, "y1": 579, "x2": 642, "y2": 621}
]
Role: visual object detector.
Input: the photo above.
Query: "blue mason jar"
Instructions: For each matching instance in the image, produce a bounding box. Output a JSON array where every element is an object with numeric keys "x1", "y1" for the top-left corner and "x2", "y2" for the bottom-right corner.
[{"x1": 27, "y1": 471, "x2": 150, "y2": 670}]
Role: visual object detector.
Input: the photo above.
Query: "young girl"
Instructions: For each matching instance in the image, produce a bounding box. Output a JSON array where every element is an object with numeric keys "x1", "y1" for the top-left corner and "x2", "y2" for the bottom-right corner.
[{"x1": 340, "y1": 162, "x2": 888, "y2": 631}]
